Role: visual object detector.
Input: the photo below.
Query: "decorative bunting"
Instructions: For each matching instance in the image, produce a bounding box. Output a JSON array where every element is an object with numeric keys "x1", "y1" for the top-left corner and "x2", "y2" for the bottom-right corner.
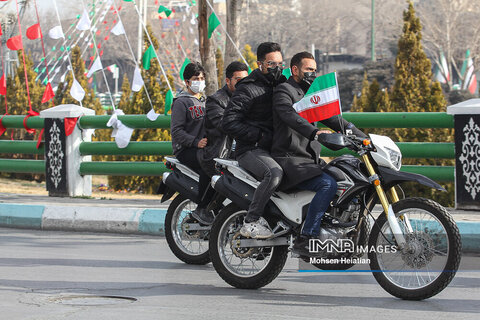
[
  {"x1": 164, "y1": 89, "x2": 173, "y2": 115},
  {"x1": 142, "y1": 45, "x2": 157, "y2": 70},
  {"x1": 179, "y1": 57, "x2": 191, "y2": 81},
  {"x1": 26, "y1": 23, "x2": 42, "y2": 40},
  {"x1": 147, "y1": 108, "x2": 160, "y2": 121},
  {"x1": 0, "y1": 74, "x2": 6, "y2": 96},
  {"x1": 87, "y1": 56, "x2": 103, "y2": 78},
  {"x1": 207, "y1": 13, "x2": 220, "y2": 39},
  {"x1": 41, "y1": 82, "x2": 55, "y2": 103},
  {"x1": 76, "y1": 9, "x2": 92, "y2": 31},
  {"x1": 7, "y1": 35, "x2": 23, "y2": 51},
  {"x1": 70, "y1": 78, "x2": 85, "y2": 102},
  {"x1": 64, "y1": 117, "x2": 78, "y2": 136},
  {"x1": 158, "y1": 5, "x2": 172, "y2": 17},
  {"x1": 132, "y1": 67, "x2": 144, "y2": 92},
  {"x1": 111, "y1": 20, "x2": 125, "y2": 35}
]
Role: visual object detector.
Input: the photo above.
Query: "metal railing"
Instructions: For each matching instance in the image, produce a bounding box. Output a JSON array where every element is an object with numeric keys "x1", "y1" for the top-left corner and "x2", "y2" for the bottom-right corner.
[{"x1": 0, "y1": 112, "x2": 455, "y2": 182}]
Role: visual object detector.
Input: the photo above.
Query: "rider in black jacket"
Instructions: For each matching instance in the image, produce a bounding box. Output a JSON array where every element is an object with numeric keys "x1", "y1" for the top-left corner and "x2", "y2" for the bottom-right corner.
[
  {"x1": 199, "y1": 61, "x2": 249, "y2": 177},
  {"x1": 222, "y1": 42, "x2": 287, "y2": 239},
  {"x1": 272, "y1": 52, "x2": 366, "y2": 256}
]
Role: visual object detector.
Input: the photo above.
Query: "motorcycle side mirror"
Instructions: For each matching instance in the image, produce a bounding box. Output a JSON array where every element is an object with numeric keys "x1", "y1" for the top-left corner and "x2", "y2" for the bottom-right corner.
[{"x1": 317, "y1": 133, "x2": 347, "y2": 151}]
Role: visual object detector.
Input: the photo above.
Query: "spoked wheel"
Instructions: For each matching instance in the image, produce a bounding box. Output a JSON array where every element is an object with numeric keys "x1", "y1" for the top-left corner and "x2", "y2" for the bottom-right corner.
[
  {"x1": 209, "y1": 204, "x2": 289, "y2": 289},
  {"x1": 165, "y1": 194, "x2": 210, "y2": 265},
  {"x1": 368, "y1": 197, "x2": 461, "y2": 300}
]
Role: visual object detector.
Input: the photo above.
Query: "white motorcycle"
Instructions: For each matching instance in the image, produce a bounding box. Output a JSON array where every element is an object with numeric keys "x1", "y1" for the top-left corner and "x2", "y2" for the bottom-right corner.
[{"x1": 208, "y1": 132, "x2": 461, "y2": 300}]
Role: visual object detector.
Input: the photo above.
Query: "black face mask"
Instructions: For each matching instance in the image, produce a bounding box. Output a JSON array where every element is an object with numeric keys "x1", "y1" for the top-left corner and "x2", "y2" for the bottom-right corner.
[
  {"x1": 266, "y1": 66, "x2": 283, "y2": 82},
  {"x1": 302, "y1": 72, "x2": 316, "y2": 86}
]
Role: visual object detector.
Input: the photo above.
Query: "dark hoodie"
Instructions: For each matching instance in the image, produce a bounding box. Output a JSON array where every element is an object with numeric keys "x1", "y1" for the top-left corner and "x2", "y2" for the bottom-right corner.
[
  {"x1": 171, "y1": 90, "x2": 206, "y2": 155},
  {"x1": 221, "y1": 68, "x2": 286, "y2": 156}
]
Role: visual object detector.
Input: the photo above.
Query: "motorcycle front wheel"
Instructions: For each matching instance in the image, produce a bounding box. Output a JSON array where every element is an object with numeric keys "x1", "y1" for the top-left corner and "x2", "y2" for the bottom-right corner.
[
  {"x1": 165, "y1": 194, "x2": 210, "y2": 265},
  {"x1": 209, "y1": 204, "x2": 289, "y2": 289},
  {"x1": 368, "y1": 197, "x2": 461, "y2": 300}
]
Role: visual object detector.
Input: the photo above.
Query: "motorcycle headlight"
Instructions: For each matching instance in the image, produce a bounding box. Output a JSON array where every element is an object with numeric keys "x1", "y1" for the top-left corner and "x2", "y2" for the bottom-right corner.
[{"x1": 385, "y1": 147, "x2": 402, "y2": 170}]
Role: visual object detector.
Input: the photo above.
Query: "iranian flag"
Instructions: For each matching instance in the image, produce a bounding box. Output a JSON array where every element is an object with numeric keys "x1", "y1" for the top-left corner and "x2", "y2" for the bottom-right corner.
[{"x1": 293, "y1": 72, "x2": 342, "y2": 122}]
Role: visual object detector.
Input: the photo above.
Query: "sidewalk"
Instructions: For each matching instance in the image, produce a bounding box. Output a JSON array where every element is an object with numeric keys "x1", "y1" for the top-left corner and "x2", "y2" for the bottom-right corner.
[{"x1": 0, "y1": 192, "x2": 479, "y2": 252}]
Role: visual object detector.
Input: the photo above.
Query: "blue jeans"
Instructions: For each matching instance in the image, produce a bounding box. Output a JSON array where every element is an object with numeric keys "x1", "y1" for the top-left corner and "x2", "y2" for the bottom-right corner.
[{"x1": 297, "y1": 173, "x2": 337, "y2": 237}]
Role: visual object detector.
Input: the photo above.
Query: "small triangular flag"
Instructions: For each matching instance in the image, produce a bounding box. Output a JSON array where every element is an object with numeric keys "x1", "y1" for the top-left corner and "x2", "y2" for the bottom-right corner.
[
  {"x1": 87, "y1": 56, "x2": 103, "y2": 78},
  {"x1": 164, "y1": 89, "x2": 174, "y2": 115},
  {"x1": 41, "y1": 82, "x2": 55, "y2": 103},
  {"x1": 76, "y1": 10, "x2": 91, "y2": 31},
  {"x1": 142, "y1": 45, "x2": 157, "y2": 70},
  {"x1": 48, "y1": 26, "x2": 64, "y2": 40},
  {"x1": 70, "y1": 78, "x2": 85, "y2": 102},
  {"x1": 147, "y1": 108, "x2": 160, "y2": 121},
  {"x1": 26, "y1": 23, "x2": 43, "y2": 40},
  {"x1": 207, "y1": 12, "x2": 220, "y2": 39},
  {"x1": 158, "y1": 5, "x2": 172, "y2": 17},
  {"x1": 132, "y1": 66, "x2": 144, "y2": 92},
  {"x1": 0, "y1": 73, "x2": 6, "y2": 96},
  {"x1": 179, "y1": 57, "x2": 191, "y2": 81},
  {"x1": 111, "y1": 20, "x2": 125, "y2": 36},
  {"x1": 6, "y1": 35, "x2": 23, "y2": 51}
]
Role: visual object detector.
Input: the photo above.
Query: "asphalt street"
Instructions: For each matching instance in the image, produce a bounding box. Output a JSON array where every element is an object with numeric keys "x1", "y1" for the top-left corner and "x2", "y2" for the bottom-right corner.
[{"x1": 0, "y1": 228, "x2": 479, "y2": 320}]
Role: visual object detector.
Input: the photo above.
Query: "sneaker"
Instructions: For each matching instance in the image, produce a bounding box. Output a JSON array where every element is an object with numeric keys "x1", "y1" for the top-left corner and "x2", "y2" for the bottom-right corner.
[
  {"x1": 239, "y1": 217, "x2": 273, "y2": 239},
  {"x1": 191, "y1": 208, "x2": 214, "y2": 225}
]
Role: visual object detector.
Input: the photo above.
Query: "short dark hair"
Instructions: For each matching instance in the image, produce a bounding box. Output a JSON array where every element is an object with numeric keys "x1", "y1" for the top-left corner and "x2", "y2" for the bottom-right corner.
[
  {"x1": 290, "y1": 51, "x2": 315, "y2": 69},
  {"x1": 225, "y1": 61, "x2": 249, "y2": 79},
  {"x1": 256, "y1": 42, "x2": 282, "y2": 61},
  {"x1": 183, "y1": 62, "x2": 205, "y2": 81}
]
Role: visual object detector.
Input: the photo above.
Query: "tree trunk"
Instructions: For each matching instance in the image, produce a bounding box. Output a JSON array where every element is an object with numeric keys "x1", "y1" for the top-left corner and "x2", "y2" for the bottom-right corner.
[
  {"x1": 224, "y1": 0, "x2": 243, "y2": 68},
  {"x1": 198, "y1": 0, "x2": 218, "y2": 96}
]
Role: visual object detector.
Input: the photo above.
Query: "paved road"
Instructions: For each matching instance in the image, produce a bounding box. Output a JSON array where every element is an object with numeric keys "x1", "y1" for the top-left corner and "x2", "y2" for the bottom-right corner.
[{"x1": 0, "y1": 228, "x2": 478, "y2": 320}]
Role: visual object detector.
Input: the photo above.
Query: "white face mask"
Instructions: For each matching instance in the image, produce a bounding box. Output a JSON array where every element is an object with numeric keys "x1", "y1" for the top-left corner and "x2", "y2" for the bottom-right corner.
[{"x1": 190, "y1": 80, "x2": 206, "y2": 93}]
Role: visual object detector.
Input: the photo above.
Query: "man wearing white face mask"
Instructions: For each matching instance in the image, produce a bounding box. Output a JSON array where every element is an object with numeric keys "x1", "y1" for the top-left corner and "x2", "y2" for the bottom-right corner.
[{"x1": 171, "y1": 62, "x2": 214, "y2": 225}]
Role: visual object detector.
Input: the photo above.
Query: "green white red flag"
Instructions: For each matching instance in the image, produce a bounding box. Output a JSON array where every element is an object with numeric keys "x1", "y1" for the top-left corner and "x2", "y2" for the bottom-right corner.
[{"x1": 293, "y1": 72, "x2": 342, "y2": 122}]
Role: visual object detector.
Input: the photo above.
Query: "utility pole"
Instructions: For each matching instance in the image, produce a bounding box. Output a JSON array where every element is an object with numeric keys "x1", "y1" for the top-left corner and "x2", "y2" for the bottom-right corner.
[
  {"x1": 371, "y1": 0, "x2": 376, "y2": 62},
  {"x1": 137, "y1": 0, "x2": 144, "y2": 63}
]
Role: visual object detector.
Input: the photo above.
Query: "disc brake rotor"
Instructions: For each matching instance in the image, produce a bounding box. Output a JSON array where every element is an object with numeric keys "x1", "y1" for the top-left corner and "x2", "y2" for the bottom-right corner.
[{"x1": 401, "y1": 232, "x2": 435, "y2": 268}]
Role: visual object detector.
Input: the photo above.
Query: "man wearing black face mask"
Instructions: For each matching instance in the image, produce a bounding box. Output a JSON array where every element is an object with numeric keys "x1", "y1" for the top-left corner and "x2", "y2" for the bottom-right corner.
[
  {"x1": 222, "y1": 42, "x2": 287, "y2": 239},
  {"x1": 272, "y1": 52, "x2": 366, "y2": 256}
]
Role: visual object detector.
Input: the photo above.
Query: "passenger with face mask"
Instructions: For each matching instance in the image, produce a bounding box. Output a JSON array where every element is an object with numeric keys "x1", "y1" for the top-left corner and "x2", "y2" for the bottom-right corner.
[
  {"x1": 222, "y1": 42, "x2": 287, "y2": 239},
  {"x1": 171, "y1": 62, "x2": 214, "y2": 224}
]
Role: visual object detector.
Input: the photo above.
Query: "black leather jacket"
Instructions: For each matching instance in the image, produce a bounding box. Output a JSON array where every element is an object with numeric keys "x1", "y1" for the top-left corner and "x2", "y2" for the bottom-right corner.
[
  {"x1": 199, "y1": 85, "x2": 232, "y2": 163},
  {"x1": 222, "y1": 69, "x2": 286, "y2": 156},
  {"x1": 272, "y1": 77, "x2": 366, "y2": 190}
]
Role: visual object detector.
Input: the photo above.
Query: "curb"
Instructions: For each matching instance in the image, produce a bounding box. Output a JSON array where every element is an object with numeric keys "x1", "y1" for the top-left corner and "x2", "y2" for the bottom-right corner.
[
  {"x1": 0, "y1": 203, "x2": 167, "y2": 236},
  {"x1": 1, "y1": 202, "x2": 479, "y2": 253}
]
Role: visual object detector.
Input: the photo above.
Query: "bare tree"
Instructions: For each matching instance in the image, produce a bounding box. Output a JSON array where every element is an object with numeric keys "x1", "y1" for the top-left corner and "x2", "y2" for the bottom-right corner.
[
  {"x1": 418, "y1": 0, "x2": 480, "y2": 89},
  {"x1": 198, "y1": 0, "x2": 218, "y2": 96},
  {"x1": 224, "y1": 0, "x2": 244, "y2": 68}
]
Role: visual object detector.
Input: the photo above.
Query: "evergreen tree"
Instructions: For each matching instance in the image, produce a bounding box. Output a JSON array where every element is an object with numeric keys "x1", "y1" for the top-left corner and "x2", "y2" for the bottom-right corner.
[
  {"x1": 351, "y1": 73, "x2": 369, "y2": 112},
  {"x1": 390, "y1": 1, "x2": 452, "y2": 206},
  {"x1": 5, "y1": 50, "x2": 46, "y2": 140},
  {"x1": 366, "y1": 79, "x2": 383, "y2": 113},
  {"x1": 2, "y1": 50, "x2": 47, "y2": 181},
  {"x1": 216, "y1": 47, "x2": 224, "y2": 87},
  {"x1": 242, "y1": 44, "x2": 257, "y2": 71},
  {"x1": 107, "y1": 25, "x2": 172, "y2": 194}
]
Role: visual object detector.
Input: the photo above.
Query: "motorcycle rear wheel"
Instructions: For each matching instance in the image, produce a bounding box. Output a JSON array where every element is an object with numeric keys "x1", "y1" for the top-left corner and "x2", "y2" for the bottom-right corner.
[
  {"x1": 209, "y1": 204, "x2": 289, "y2": 289},
  {"x1": 165, "y1": 194, "x2": 210, "y2": 265}
]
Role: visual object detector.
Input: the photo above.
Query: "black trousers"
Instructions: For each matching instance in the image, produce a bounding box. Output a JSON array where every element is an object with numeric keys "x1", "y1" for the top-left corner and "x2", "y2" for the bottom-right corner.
[{"x1": 176, "y1": 147, "x2": 215, "y2": 208}]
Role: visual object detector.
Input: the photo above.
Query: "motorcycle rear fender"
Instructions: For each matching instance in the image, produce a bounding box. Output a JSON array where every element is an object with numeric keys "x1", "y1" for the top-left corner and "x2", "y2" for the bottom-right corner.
[{"x1": 378, "y1": 166, "x2": 446, "y2": 191}]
